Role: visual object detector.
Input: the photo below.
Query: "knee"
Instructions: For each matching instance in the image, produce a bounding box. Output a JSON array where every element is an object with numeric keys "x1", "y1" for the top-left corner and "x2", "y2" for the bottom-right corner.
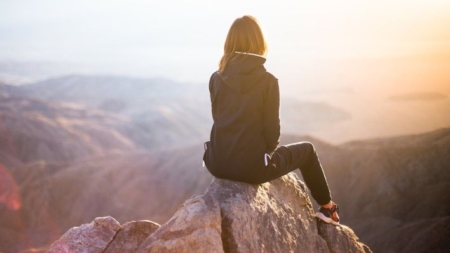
[
  {"x1": 285, "y1": 141, "x2": 317, "y2": 157},
  {"x1": 301, "y1": 142, "x2": 319, "y2": 158},
  {"x1": 302, "y1": 141, "x2": 316, "y2": 153}
]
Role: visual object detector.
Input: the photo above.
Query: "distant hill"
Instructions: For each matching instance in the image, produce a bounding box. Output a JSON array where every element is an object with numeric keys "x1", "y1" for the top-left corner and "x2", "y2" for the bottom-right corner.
[
  {"x1": 319, "y1": 128, "x2": 450, "y2": 253},
  {"x1": 16, "y1": 74, "x2": 351, "y2": 145},
  {"x1": 0, "y1": 93, "x2": 136, "y2": 166},
  {"x1": 0, "y1": 61, "x2": 92, "y2": 85},
  {"x1": 18, "y1": 75, "x2": 214, "y2": 149},
  {"x1": 1, "y1": 79, "x2": 213, "y2": 151},
  {"x1": 388, "y1": 91, "x2": 448, "y2": 102}
]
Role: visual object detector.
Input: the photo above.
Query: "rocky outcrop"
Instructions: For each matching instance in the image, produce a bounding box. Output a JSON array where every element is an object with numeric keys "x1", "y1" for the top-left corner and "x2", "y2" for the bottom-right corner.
[
  {"x1": 46, "y1": 217, "x2": 159, "y2": 253},
  {"x1": 47, "y1": 217, "x2": 121, "y2": 253},
  {"x1": 47, "y1": 173, "x2": 371, "y2": 253},
  {"x1": 104, "y1": 221, "x2": 160, "y2": 253},
  {"x1": 318, "y1": 223, "x2": 372, "y2": 253},
  {"x1": 138, "y1": 194, "x2": 224, "y2": 253}
]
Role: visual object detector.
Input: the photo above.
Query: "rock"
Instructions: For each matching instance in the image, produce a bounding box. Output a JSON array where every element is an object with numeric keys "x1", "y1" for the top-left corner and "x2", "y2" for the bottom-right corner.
[
  {"x1": 209, "y1": 174, "x2": 328, "y2": 253},
  {"x1": 318, "y1": 222, "x2": 373, "y2": 253},
  {"x1": 137, "y1": 194, "x2": 224, "y2": 253},
  {"x1": 46, "y1": 216, "x2": 120, "y2": 253},
  {"x1": 139, "y1": 173, "x2": 371, "y2": 253},
  {"x1": 104, "y1": 220, "x2": 160, "y2": 253},
  {"x1": 47, "y1": 173, "x2": 372, "y2": 253}
]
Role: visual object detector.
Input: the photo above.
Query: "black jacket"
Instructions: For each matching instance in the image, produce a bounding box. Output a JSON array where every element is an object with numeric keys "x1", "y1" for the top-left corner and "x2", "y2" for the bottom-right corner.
[{"x1": 204, "y1": 53, "x2": 280, "y2": 180}]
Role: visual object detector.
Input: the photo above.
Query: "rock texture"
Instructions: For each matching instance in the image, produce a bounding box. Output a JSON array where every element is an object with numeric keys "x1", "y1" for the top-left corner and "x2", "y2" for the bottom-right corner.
[
  {"x1": 104, "y1": 220, "x2": 160, "y2": 253},
  {"x1": 138, "y1": 194, "x2": 224, "y2": 253},
  {"x1": 138, "y1": 173, "x2": 370, "y2": 253},
  {"x1": 318, "y1": 223, "x2": 372, "y2": 253},
  {"x1": 47, "y1": 217, "x2": 160, "y2": 253},
  {"x1": 48, "y1": 173, "x2": 371, "y2": 253},
  {"x1": 47, "y1": 216, "x2": 121, "y2": 253}
]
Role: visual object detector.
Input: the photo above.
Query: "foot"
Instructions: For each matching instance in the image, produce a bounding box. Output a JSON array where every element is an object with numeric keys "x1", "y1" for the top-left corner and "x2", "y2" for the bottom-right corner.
[{"x1": 316, "y1": 201, "x2": 340, "y2": 225}]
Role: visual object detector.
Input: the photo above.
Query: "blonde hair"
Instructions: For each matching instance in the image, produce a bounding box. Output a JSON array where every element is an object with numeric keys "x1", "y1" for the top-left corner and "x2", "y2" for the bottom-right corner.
[{"x1": 218, "y1": 15, "x2": 267, "y2": 73}]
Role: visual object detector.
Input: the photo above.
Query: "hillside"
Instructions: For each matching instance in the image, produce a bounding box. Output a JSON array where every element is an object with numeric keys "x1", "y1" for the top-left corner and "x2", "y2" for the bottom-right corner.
[
  {"x1": 324, "y1": 128, "x2": 450, "y2": 252},
  {"x1": 17, "y1": 75, "x2": 351, "y2": 145},
  {"x1": 0, "y1": 90, "x2": 212, "y2": 252},
  {"x1": 0, "y1": 147, "x2": 212, "y2": 252},
  {"x1": 0, "y1": 93, "x2": 136, "y2": 166},
  {"x1": 0, "y1": 76, "x2": 448, "y2": 252}
]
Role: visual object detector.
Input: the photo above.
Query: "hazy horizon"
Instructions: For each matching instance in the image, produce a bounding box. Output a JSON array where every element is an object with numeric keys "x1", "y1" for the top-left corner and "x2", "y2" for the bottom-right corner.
[
  {"x1": 1, "y1": 0, "x2": 450, "y2": 142},
  {"x1": 1, "y1": 1, "x2": 450, "y2": 82}
]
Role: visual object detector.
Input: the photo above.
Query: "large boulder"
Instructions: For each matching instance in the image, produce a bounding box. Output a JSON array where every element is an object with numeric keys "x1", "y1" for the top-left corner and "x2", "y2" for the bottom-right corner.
[
  {"x1": 137, "y1": 194, "x2": 224, "y2": 253},
  {"x1": 47, "y1": 216, "x2": 121, "y2": 253},
  {"x1": 138, "y1": 173, "x2": 371, "y2": 253},
  {"x1": 104, "y1": 220, "x2": 160, "y2": 253},
  {"x1": 47, "y1": 173, "x2": 372, "y2": 253},
  {"x1": 47, "y1": 217, "x2": 160, "y2": 253},
  {"x1": 318, "y1": 223, "x2": 372, "y2": 253}
]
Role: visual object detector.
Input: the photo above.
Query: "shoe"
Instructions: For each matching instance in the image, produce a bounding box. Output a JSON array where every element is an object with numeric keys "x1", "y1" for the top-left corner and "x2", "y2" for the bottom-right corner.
[{"x1": 316, "y1": 202, "x2": 340, "y2": 225}]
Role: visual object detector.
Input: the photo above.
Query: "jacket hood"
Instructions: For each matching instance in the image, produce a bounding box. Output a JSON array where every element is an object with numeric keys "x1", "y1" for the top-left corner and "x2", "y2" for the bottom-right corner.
[{"x1": 219, "y1": 53, "x2": 267, "y2": 94}]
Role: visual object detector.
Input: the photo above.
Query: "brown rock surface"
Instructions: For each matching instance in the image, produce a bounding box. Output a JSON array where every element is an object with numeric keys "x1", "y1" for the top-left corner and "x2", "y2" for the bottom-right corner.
[
  {"x1": 104, "y1": 220, "x2": 160, "y2": 253},
  {"x1": 46, "y1": 173, "x2": 371, "y2": 253},
  {"x1": 46, "y1": 216, "x2": 121, "y2": 253},
  {"x1": 209, "y1": 174, "x2": 328, "y2": 253},
  {"x1": 137, "y1": 194, "x2": 224, "y2": 253},
  {"x1": 138, "y1": 173, "x2": 370, "y2": 253},
  {"x1": 318, "y1": 223, "x2": 372, "y2": 253}
]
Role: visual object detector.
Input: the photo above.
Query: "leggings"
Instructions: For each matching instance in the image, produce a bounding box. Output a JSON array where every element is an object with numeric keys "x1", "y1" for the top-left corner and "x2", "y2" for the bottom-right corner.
[{"x1": 257, "y1": 142, "x2": 332, "y2": 206}]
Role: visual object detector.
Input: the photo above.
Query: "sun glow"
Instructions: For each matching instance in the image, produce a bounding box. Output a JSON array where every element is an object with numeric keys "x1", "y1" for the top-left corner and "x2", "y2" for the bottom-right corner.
[{"x1": 0, "y1": 164, "x2": 21, "y2": 211}]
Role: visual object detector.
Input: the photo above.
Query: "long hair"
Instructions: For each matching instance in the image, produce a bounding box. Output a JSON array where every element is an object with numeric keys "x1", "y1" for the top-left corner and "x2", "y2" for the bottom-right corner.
[{"x1": 218, "y1": 15, "x2": 267, "y2": 73}]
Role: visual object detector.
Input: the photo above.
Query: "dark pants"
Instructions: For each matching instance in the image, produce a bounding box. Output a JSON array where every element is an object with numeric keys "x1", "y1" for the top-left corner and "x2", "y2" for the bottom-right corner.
[
  {"x1": 255, "y1": 142, "x2": 332, "y2": 206},
  {"x1": 205, "y1": 141, "x2": 332, "y2": 206}
]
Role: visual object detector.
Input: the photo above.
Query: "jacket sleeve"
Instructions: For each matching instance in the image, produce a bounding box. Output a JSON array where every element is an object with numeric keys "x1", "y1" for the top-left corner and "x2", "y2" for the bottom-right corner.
[{"x1": 263, "y1": 79, "x2": 280, "y2": 153}]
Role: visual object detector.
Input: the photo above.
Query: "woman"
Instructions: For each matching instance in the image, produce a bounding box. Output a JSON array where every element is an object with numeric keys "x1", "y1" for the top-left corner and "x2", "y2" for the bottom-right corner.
[{"x1": 203, "y1": 15, "x2": 340, "y2": 225}]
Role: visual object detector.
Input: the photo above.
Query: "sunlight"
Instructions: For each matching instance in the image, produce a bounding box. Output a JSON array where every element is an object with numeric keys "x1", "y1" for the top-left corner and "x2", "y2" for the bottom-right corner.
[{"x1": 0, "y1": 164, "x2": 21, "y2": 211}]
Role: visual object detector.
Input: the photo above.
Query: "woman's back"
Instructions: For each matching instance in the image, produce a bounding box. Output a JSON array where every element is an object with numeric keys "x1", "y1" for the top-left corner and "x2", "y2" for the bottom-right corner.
[
  {"x1": 203, "y1": 14, "x2": 340, "y2": 225},
  {"x1": 206, "y1": 53, "x2": 280, "y2": 179}
]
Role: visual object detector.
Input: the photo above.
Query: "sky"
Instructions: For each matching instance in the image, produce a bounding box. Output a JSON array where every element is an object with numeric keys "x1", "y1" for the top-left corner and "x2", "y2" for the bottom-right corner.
[
  {"x1": 1, "y1": 0, "x2": 450, "y2": 85},
  {"x1": 1, "y1": 0, "x2": 450, "y2": 141}
]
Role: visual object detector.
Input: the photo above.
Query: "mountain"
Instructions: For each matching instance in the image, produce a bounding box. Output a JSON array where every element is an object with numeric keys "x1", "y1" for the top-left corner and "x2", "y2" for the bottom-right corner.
[
  {"x1": 0, "y1": 92, "x2": 136, "y2": 166},
  {"x1": 323, "y1": 128, "x2": 450, "y2": 253},
  {"x1": 0, "y1": 61, "x2": 92, "y2": 85},
  {"x1": 18, "y1": 75, "x2": 213, "y2": 149},
  {"x1": 16, "y1": 75, "x2": 351, "y2": 146},
  {"x1": 20, "y1": 75, "x2": 205, "y2": 103}
]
